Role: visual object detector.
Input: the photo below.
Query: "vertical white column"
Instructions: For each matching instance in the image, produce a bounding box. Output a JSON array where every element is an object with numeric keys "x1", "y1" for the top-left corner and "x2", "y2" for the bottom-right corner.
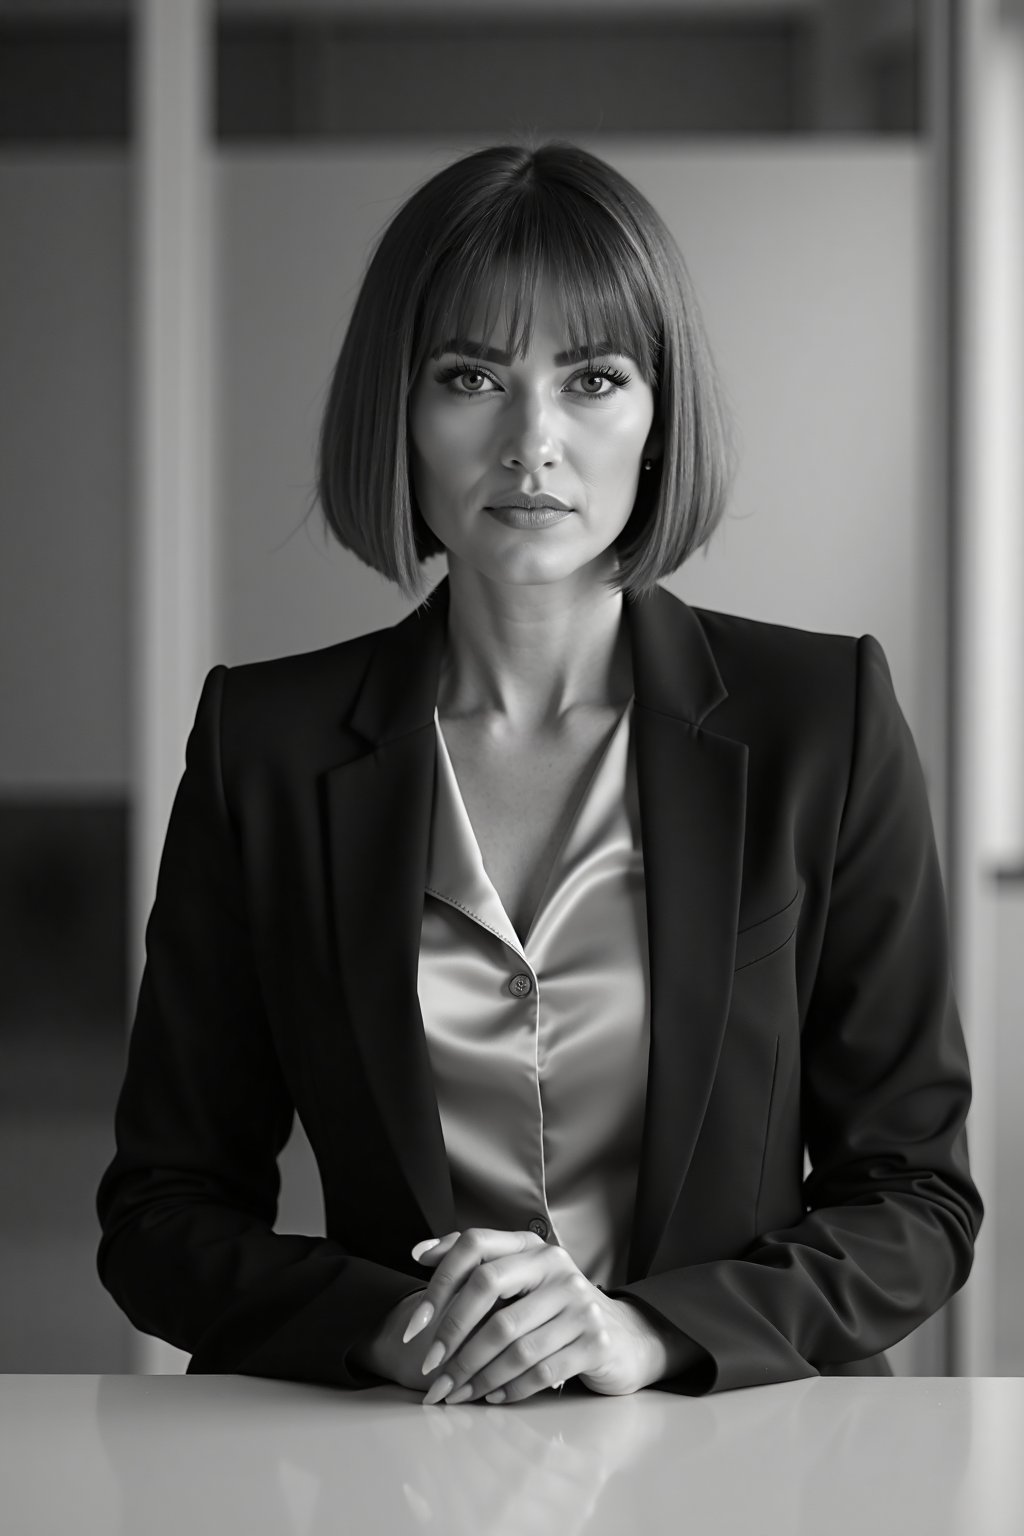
[
  {"x1": 131, "y1": 0, "x2": 215, "y2": 1373},
  {"x1": 951, "y1": 0, "x2": 1024, "y2": 1375}
]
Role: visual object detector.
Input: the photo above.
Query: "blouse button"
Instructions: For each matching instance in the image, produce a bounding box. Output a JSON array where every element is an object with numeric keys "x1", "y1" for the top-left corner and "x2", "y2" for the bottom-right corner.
[
  {"x1": 508, "y1": 973, "x2": 533, "y2": 997},
  {"x1": 529, "y1": 1216, "x2": 549, "y2": 1240}
]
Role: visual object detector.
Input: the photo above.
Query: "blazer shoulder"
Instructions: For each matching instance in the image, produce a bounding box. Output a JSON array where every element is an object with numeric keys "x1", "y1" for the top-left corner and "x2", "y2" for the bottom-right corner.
[
  {"x1": 223, "y1": 627, "x2": 379, "y2": 693},
  {"x1": 206, "y1": 626, "x2": 386, "y2": 762},
  {"x1": 690, "y1": 603, "x2": 862, "y2": 704},
  {"x1": 683, "y1": 605, "x2": 913, "y2": 789},
  {"x1": 684, "y1": 609, "x2": 893, "y2": 838}
]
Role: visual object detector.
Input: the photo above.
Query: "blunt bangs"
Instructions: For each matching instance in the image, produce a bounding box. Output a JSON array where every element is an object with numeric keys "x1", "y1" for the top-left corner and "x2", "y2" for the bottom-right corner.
[
  {"x1": 316, "y1": 140, "x2": 732, "y2": 604},
  {"x1": 410, "y1": 202, "x2": 662, "y2": 395}
]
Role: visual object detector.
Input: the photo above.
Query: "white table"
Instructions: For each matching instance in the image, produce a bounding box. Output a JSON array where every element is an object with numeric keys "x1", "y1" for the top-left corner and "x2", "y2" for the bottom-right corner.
[{"x1": 2, "y1": 1374, "x2": 1022, "y2": 1535}]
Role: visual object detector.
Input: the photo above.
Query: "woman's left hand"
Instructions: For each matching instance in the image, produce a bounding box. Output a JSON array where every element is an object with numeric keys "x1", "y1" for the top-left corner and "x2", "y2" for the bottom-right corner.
[{"x1": 404, "y1": 1227, "x2": 663, "y2": 1406}]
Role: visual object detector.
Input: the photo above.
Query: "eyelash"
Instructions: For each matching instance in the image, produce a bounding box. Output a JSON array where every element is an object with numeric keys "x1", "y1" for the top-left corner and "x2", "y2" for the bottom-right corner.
[{"x1": 433, "y1": 360, "x2": 633, "y2": 402}]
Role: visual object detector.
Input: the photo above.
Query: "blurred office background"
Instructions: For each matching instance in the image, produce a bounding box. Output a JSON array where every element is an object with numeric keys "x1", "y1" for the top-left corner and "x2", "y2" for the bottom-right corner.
[{"x1": 1, "y1": 0, "x2": 1021, "y2": 1377}]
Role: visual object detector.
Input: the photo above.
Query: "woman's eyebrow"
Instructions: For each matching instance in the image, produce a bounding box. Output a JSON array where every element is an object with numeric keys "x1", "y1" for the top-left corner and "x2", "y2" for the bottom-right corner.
[{"x1": 430, "y1": 338, "x2": 623, "y2": 365}]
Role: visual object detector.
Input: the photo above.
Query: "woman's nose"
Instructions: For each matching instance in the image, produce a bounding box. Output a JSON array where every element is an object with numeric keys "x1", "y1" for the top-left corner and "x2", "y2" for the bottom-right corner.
[{"x1": 500, "y1": 395, "x2": 563, "y2": 474}]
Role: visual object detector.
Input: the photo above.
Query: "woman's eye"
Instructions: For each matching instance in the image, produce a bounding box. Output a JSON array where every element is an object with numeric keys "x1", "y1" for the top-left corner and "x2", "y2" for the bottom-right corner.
[
  {"x1": 456, "y1": 369, "x2": 491, "y2": 394},
  {"x1": 433, "y1": 365, "x2": 494, "y2": 396},
  {"x1": 565, "y1": 366, "x2": 633, "y2": 398},
  {"x1": 433, "y1": 363, "x2": 632, "y2": 400},
  {"x1": 576, "y1": 372, "x2": 620, "y2": 397}
]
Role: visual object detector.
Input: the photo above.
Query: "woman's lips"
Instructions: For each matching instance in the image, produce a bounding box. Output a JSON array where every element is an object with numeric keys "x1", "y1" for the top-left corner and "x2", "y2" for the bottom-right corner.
[{"x1": 485, "y1": 506, "x2": 573, "y2": 528}]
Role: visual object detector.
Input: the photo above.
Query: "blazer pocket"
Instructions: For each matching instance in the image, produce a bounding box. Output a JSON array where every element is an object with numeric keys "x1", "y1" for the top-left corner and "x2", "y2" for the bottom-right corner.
[{"x1": 734, "y1": 888, "x2": 802, "y2": 971}]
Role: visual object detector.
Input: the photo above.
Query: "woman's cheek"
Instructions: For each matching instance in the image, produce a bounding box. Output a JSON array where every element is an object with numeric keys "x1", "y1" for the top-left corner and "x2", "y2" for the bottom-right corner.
[{"x1": 433, "y1": 406, "x2": 492, "y2": 462}]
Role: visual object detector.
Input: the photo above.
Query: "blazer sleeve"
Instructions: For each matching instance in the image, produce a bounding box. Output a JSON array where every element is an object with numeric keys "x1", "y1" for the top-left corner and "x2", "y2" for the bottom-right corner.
[
  {"x1": 602, "y1": 633, "x2": 984, "y2": 1393},
  {"x1": 95, "y1": 665, "x2": 424, "y2": 1387}
]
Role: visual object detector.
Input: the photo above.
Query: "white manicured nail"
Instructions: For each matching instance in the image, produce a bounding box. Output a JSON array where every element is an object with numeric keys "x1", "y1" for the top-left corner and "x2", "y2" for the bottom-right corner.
[
  {"x1": 402, "y1": 1302, "x2": 434, "y2": 1343},
  {"x1": 421, "y1": 1340, "x2": 446, "y2": 1375},
  {"x1": 422, "y1": 1373, "x2": 453, "y2": 1405}
]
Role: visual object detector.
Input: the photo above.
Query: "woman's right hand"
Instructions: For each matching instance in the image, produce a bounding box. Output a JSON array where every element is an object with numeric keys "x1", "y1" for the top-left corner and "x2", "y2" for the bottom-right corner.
[{"x1": 352, "y1": 1289, "x2": 449, "y2": 1392}]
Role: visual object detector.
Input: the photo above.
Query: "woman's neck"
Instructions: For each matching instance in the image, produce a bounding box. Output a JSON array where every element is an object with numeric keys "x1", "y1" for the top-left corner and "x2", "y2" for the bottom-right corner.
[{"x1": 437, "y1": 560, "x2": 634, "y2": 734}]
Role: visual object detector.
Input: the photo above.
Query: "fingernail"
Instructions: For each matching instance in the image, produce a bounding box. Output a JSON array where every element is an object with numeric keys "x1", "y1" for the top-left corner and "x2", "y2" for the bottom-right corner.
[
  {"x1": 485, "y1": 1389, "x2": 506, "y2": 1404},
  {"x1": 411, "y1": 1238, "x2": 441, "y2": 1261},
  {"x1": 402, "y1": 1302, "x2": 434, "y2": 1343},
  {"x1": 445, "y1": 1384, "x2": 473, "y2": 1405},
  {"x1": 422, "y1": 1373, "x2": 453, "y2": 1406},
  {"x1": 421, "y1": 1340, "x2": 446, "y2": 1375}
]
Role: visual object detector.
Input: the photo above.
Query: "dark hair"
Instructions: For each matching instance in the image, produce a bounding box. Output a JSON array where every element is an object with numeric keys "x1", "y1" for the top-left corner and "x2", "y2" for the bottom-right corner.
[{"x1": 316, "y1": 138, "x2": 733, "y2": 604}]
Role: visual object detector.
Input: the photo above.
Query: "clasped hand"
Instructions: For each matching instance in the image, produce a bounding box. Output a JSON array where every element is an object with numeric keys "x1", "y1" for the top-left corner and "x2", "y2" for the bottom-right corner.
[{"x1": 397, "y1": 1226, "x2": 659, "y2": 1406}]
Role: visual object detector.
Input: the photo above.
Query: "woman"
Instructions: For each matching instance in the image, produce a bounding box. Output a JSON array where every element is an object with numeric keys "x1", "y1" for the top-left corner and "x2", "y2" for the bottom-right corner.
[{"x1": 96, "y1": 140, "x2": 982, "y2": 1406}]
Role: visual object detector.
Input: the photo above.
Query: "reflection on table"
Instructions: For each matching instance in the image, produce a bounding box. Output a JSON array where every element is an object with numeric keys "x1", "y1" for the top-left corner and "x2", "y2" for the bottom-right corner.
[{"x1": 2, "y1": 1375, "x2": 1022, "y2": 1535}]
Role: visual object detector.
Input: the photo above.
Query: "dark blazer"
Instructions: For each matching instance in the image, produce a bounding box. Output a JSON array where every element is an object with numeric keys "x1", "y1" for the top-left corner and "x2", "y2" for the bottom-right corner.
[{"x1": 96, "y1": 576, "x2": 982, "y2": 1393}]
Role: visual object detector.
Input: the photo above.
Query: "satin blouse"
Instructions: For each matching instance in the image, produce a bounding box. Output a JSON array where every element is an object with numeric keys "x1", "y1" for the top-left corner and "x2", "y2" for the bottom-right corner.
[{"x1": 416, "y1": 697, "x2": 651, "y2": 1290}]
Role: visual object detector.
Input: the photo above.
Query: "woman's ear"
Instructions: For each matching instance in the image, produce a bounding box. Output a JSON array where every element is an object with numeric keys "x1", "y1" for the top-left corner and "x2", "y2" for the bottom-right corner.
[{"x1": 642, "y1": 421, "x2": 664, "y2": 465}]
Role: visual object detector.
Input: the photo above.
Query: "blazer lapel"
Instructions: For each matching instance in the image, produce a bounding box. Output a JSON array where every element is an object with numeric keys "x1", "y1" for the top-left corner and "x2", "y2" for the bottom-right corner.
[
  {"x1": 324, "y1": 584, "x2": 457, "y2": 1243},
  {"x1": 323, "y1": 576, "x2": 748, "y2": 1278},
  {"x1": 625, "y1": 588, "x2": 748, "y2": 1279}
]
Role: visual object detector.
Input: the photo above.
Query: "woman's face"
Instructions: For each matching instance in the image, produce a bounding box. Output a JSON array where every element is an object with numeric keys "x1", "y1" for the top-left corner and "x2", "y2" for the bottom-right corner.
[{"x1": 407, "y1": 275, "x2": 661, "y2": 589}]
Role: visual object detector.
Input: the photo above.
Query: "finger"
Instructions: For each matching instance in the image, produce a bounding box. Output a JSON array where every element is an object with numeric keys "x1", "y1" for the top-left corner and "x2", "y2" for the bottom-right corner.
[
  {"x1": 403, "y1": 1232, "x2": 463, "y2": 1343},
  {"x1": 442, "y1": 1284, "x2": 579, "y2": 1402},
  {"x1": 489, "y1": 1321, "x2": 608, "y2": 1406},
  {"x1": 411, "y1": 1231, "x2": 461, "y2": 1265},
  {"x1": 420, "y1": 1309, "x2": 502, "y2": 1405},
  {"x1": 426, "y1": 1243, "x2": 577, "y2": 1379},
  {"x1": 415, "y1": 1229, "x2": 545, "y2": 1366}
]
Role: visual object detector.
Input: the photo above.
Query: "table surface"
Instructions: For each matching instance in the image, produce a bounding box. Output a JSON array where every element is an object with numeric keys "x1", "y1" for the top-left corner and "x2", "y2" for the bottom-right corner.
[{"x1": 3, "y1": 1374, "x2": 1023, "y2": 1536}]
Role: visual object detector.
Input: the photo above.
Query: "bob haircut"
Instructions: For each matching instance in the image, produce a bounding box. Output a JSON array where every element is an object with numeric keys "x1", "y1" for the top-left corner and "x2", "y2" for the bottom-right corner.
[{"x1": 316, "y1": 138, "x2": 733, "y2": 604}]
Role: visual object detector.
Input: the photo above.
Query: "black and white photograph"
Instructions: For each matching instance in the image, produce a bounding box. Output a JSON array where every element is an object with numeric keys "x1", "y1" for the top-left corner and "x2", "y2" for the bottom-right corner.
[{"x1": 1, "y1": 1, "x2": 1022, "y2": 1530}]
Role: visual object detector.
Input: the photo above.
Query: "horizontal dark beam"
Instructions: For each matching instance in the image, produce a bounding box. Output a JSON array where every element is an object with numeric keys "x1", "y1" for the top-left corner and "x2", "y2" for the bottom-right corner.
[{"x1": 0, "y1": 14, "x2": 921, "y2": 142}]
